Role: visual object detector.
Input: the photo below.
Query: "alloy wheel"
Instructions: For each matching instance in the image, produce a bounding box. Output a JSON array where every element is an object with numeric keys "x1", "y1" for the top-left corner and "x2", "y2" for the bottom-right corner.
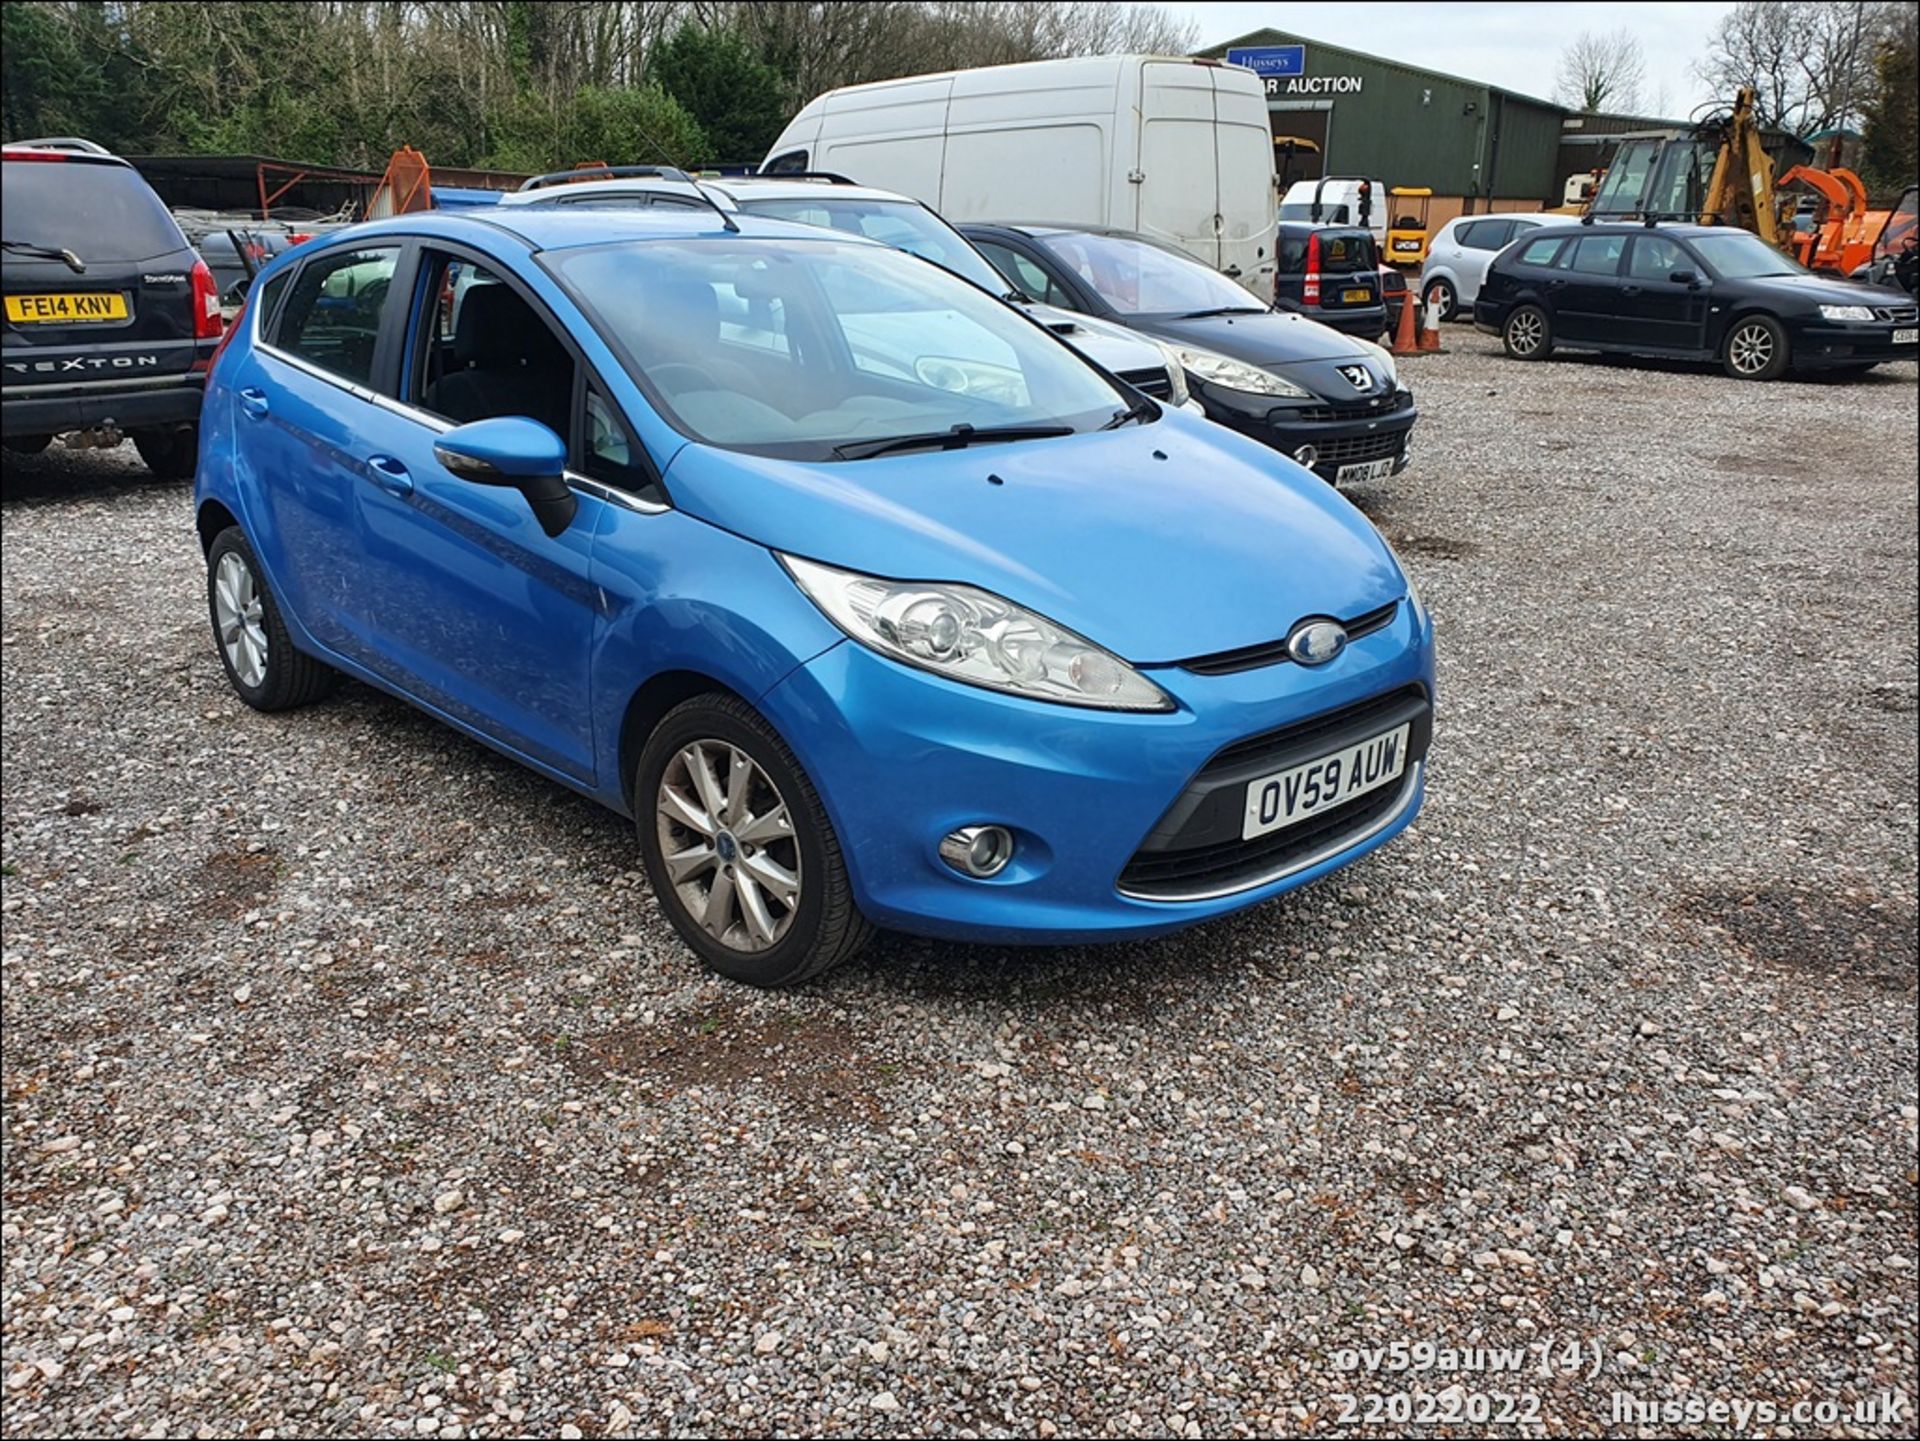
[
  {"x1": 1506, "y1": 310, "x2": 1543, "y2": 355},
  {"x1": 1728, "y1": 322, "x2": 1774, "y2": 375},
  {"x1": 212, "y1": 551, "x2": 269, "y2": 689},
  {"x1": 655, "y1": 739, "x2": 803, "y2": 953}
]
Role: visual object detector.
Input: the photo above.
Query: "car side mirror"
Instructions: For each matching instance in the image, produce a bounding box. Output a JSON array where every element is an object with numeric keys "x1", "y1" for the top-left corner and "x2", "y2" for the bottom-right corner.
[
  {"x1": 433, "y1": 417, "x2": 577, "y2": 538},
  {"x1": 1669, "y1": 269, "x2": 1698, "y2": 287}
]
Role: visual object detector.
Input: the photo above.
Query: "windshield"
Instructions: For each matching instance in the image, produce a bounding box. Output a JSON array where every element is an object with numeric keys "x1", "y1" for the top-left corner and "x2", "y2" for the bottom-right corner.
[
  {"x1": 1691, "y1": 231, "x2": 1803, "y2": 279},
  {"x1": 547, "y1": 237, "x2": 1125, "y2": 460},
  {"x1": 2, "y1": 158, "x2": 186, "y2": 263},
  {"x1": 735, "y1": 196, "x2": 1008, "y2": 294},
  {"x1": 1031, "y1": 231, "x2": 1260, "y2": 317}
]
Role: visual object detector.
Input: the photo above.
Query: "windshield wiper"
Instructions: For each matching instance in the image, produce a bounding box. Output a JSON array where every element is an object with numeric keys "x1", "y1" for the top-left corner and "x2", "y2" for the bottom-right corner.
[
  {"x1": 1101, "y1": 395, "x2": 1157, "y2": 429},
  {"x1": 1178, "y1": 305, "x2": 1268, "y2": 319},
  {"x1": 2, "y1": 239, "x2": 86, "y2": 273},
  {"x1": 832, "y1": 422, "x2": 1074, "y2": 461}
]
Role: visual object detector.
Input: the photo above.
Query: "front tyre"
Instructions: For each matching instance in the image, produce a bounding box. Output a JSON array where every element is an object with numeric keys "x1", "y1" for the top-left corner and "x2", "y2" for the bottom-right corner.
[
  {"x1": 133, "y1": 423, "x2": 199, "y2": 480},
  {"x1": 637, "y1": 693, "x2": 871, "y2": 988},
  {"x1": 205, "y1": 526, "x2": 338, "y2": 711},
  {"x1": 1722, "y1": 314, "x2": 1788, "y2": 380},
  {"x1": 1502, "y1": 303, "x2": 1552, "y2": 360}
]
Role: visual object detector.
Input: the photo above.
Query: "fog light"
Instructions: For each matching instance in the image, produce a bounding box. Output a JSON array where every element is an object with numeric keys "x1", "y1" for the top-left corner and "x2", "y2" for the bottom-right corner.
[
  {"x1": 1293, "y1": 444, "x2": 1318, "y2": 467},
  {"x1": 939, "y1": 825, "x2": 1014, "y2": 878}
]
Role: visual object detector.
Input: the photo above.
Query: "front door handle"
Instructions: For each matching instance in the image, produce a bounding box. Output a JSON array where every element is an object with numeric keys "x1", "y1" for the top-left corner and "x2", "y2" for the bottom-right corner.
[
  {"x1": 1621, "y1": 284, "x2": 1644, "y2": 296},
  {"x1": 238, "y1": 387, "x2": 269, "y2": 420},
  {"x1": 365, "y1": 454, "x2": 414, "y2": 497}
]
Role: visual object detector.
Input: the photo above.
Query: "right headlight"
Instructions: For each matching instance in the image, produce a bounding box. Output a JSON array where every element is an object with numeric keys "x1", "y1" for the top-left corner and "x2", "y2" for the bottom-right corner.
[
  {"x1": 1171, "y1": 346, "x2": 1314, "y2": 399},
  {"x1": 782, "y1": 555, "x2": 1173, "y2": 712}
]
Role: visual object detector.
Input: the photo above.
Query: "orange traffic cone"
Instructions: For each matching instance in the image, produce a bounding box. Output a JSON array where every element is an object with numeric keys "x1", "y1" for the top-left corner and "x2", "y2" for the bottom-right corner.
[
  {"x1": 1387, "y1": 288, "x2": 1419, "y2": 355},
  {"x1": 1416, "y1": 290, "x2": 1445, "y2": 353}
]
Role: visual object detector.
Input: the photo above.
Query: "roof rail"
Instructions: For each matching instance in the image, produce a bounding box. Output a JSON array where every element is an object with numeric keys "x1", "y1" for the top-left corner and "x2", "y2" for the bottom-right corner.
[
  {"x1": 6, "y1": 136, "x2": 116, "y2": 157},
  {"x1": 518, "y1": 164, "x2": 694, "y2": 193},
  {"x1": 741, "y1": 170, "x2": 860, "y2": 186},
  {"x1": 515, "y1": 163, "x2": 739, "y2": 233}
]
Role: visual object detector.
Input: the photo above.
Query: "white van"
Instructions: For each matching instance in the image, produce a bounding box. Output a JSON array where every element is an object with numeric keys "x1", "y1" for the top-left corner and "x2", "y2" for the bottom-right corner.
[
  {"x1": 762, "y1": 56, "x2": 1279, "y2": 299},
  {"x1": 1277, "y1": 178, "x2": 1390, "y2": 245}
]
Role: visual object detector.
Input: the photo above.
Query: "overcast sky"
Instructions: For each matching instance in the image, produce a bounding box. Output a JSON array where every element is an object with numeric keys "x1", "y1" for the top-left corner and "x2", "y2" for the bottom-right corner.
[{"x1": 1165, "y1": 1, "x2": 1739, "y2": 116}]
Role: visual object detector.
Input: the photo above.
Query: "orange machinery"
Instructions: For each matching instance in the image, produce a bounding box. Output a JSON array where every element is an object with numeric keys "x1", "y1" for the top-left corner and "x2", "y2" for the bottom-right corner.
[{"x1": 1774, "y1": 164, "x2": 1890, "y2": 276}]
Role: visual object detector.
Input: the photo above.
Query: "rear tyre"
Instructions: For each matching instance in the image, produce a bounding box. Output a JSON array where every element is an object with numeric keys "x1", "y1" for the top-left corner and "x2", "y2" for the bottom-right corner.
[
  {"x1": 1502, "y1": 304, "x2": 1552, "y2": 360},
  {"x1": 205, "y1": 526, "x2": 338, "y2": 712},
  {"x1": 637, "y1": 693, "x2": 872, "y2": 988},
  {"x1": 133, "y1": 423, "x2": 199, "y2": 480},
  {"x1": 1721, "y1": 314, "x2": 1788, "y2": 380},
  {"x1": 1426, "y1": 277, "x2": 1458, "y2": 322},
  {"x1": 2, "y1": 433, "x2": 53, "y2": 455}
]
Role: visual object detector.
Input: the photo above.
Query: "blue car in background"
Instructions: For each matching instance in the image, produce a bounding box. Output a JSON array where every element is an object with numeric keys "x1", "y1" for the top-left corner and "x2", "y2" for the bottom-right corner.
[{"x1": 194, "y1": 208, "x2": 1434, "y2": 986}]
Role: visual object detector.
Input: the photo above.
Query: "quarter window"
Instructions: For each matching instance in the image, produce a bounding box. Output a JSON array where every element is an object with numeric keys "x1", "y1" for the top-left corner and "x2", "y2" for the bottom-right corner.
[
  {"x1": 274, "y1": 246, "x2": 400, "y2": 387},
  {"x1": 1517, "y1": 236, "x2": 1566, "y2": 267}
]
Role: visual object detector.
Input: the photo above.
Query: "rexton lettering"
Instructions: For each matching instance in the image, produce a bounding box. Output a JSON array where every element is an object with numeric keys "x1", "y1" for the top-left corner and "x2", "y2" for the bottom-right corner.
[{"x1": 4, "y1": 355, "x2": 162, "y2": 375}]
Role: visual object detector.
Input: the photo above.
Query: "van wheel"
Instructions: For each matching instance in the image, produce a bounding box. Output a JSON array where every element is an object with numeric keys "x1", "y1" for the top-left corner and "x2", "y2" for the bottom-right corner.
[
  {"x1": 1722, "y1": 315, "x2": 1788, "y2": 380},
  {"x1": 133, "y1": 424, "x2": 198, "y2": 480},
  {"x1": 205, "y1": 526, "x2": 338, "y2": 711},
  {"x1": 637, "y1": 694, "x2": 871, "y2": 988},
  {"x1": 1502, "y1": 304, "x2": 1552, "y2": 360},
  {"x1": 1425, "y1": 277, "x2": 1457, "y2": 322}
]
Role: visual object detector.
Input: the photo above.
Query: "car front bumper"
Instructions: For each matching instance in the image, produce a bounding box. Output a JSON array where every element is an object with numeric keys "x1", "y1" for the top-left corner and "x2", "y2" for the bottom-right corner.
[
  {"x1": 1, "y1": 376, "x2": 205, "y2": 438},
  {"x1": 761, "y1": 600, "x2": 1436, "y2": 944},
  {"x1": 1191, "y1": 380, "x2": 1419, "y2": 483},
  {"x1": 1785, "y1": 317, "x2": 1920, "y2": 367}
]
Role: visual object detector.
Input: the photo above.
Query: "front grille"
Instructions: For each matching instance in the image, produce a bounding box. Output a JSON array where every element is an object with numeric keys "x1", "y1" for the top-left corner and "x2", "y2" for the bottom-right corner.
[
  {"x1": 1118, "y1": 684, "x2": 1432, "y2": 901},
  {"x1": 1118, "y1": 774, "x2": 1413, "y2": 899},
  {"x1": 1178, "y1": 600, "x2": 1398, "y2": 676},
  {"x1": 1290, "y1": 390, "x2": 1413, "y2": 424},
  {"x1": 1874, "y1": 304, "x2": 1918, "y2": 324},
  {"x1": 1314, "y1": 429, "x2": 1407, "y2": 465},
  {"x1": 1118, "y1": 366, "x2": 1173, "y2": 398}
]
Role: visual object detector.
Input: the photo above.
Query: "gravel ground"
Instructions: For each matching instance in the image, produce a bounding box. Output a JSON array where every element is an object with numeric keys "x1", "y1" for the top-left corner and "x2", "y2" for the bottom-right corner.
[{"x1": 3, "y1": 336, "x2": 1916, "y2": 1439}]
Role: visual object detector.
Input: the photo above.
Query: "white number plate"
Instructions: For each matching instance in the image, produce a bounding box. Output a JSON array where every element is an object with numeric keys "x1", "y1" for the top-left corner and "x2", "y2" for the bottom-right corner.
[
  {"x1": 1894, "y1": 327, "x2": 1917, "y2": 345},
  {"x1": 1242, "y1": 724, "x2": 1410, "y2": 841},
  {"x1": 1336, "y1": 456, "x2": 1395, "y2": 483}
]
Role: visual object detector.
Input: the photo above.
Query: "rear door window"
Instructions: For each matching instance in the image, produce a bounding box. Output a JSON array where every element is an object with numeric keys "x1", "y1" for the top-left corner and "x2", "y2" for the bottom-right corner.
[
  {"x1": 1565, "y1": 235, "x2": 1628, "y2": 275},
  {"x1": 1460, "y1": 220, "x2": 1515, "y2": 251},
  {"x1": 272, "y1": 245, "x2": 401, "y2": 387},
  {"x1": 1, "y1": 158, "x2": 186, "y2": 264}
]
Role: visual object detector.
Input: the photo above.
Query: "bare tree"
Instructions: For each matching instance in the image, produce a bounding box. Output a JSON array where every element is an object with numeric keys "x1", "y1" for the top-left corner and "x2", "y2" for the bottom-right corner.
[
  {"x1": 1554, "y1": 28, "x2": 1645, "y2": 113},
  {"x1": 1696, "y1": 0, "x2": 1889, "y2": 133}
]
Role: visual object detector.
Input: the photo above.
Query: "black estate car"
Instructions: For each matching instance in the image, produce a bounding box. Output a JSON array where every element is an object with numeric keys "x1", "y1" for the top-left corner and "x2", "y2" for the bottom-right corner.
[
  {"x1": 962, "y1": 222, "x2": 1417, "y2": 485},
  {"x1": 3, "y1": 138, "x2": 222, "y2": 476},
  {"x1": 1474, "y1": 221, "x2": 1918, "y2": 380}
]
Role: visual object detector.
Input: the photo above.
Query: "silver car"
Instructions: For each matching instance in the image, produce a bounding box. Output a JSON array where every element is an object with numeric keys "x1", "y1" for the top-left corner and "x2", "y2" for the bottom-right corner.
[{"x1": 1418, "y1": 212, "x2": 1555, "y2": 321}]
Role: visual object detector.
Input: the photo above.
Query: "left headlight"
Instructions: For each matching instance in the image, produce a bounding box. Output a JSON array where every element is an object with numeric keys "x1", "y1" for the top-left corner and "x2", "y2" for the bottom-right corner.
[
  {"x1": 1818, "y1": 303, "x2": 1875, "y2": 322},
  {"x1": 1172, "y1": 345, "x2": 1314, "y2": 399},
  {"x1": 782, "y1": 555, "x2": 1173, "y2": 712}
]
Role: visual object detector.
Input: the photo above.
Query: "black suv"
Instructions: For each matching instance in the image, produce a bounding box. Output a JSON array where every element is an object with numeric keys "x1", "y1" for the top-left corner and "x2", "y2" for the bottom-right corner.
[
  {"x1": 3, "y1": 138, "x2": 222, "y2": 477},
  {"x1": 1272, "y1": 223, "x2": 1387, "y2": 339}
]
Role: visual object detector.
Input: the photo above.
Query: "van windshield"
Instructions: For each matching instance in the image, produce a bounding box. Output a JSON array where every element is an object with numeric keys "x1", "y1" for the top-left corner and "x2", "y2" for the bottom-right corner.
[
  {"x1": 1030, "y1": 231, "x2": 1262, "y2": 317},
  {"x1": 547, "y1": 237, "x2": 1126, "y2": 461}
]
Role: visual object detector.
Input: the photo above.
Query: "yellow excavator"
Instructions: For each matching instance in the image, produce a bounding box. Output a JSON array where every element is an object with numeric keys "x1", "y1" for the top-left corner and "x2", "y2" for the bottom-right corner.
[{"x1": 1585, "y1": 87, "x2": 1780, "y2": 240}]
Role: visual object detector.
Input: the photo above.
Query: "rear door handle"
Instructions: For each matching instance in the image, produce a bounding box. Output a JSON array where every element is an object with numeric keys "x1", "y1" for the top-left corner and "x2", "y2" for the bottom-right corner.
[
  {"x1": 238, "y1": 387, "x2": 269, "y2": 420},
  {"x1": 1221, "y1": 265, "x2": 1242, "y2": 278},
  {"x1": 365, "y1": 454, "x2": 414, "y2": 497}
]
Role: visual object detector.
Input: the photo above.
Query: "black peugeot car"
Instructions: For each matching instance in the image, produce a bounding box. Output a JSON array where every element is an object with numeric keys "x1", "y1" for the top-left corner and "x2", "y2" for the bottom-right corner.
[
  {"x1": 962, "y1": 222, "x2": 1417, "y2": 485},
  {"x1": 1474, "y1": 221, "x2": 1919, "y2": 380},
  {"x1": 3, "y1": 138, "x2": 223, "y2": 476}
]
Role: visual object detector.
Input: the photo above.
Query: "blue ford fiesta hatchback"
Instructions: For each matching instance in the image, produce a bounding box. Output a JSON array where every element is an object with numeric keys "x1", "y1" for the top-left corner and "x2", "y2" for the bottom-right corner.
[{"x1": 195, "y1": 209, "x2": 1435, "y2": 986}]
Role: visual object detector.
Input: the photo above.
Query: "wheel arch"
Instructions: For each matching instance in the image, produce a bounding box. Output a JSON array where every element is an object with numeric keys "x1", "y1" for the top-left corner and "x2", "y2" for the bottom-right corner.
[
  {"x1": 617, "y1": 669, "x2": 749, "y2": 813},
  {"x1": 196, "y1": 498, "x2": 241, "y2": 555}
]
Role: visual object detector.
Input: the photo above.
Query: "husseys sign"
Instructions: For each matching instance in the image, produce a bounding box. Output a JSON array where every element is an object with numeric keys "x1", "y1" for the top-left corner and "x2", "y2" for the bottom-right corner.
[{"x1": 1224, "y1": 45, "x2": 1366, "y2": 97}]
